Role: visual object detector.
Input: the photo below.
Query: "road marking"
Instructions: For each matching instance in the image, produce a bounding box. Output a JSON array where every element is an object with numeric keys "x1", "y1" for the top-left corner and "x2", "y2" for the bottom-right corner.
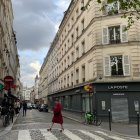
[
  {"x1": 63, "y1": 129, "x2": 83, "y2": 140},
  {"x1": 79, "y1": 130, "x2": 105, "y2": 140},
  {"x1": 18, "y1": 130, "x2": 31, "y2": 140},
  {"x1": 95, "y1": 131, "x2": 125, "y2": 140},
  {"x1": 40, "y1": 129, "x2": 58, "y2": 140}
]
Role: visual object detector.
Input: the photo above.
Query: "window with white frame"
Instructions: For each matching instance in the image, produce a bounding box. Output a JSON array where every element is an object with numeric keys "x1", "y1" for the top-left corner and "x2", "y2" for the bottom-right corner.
[
  {"x1": 102, "y1": 25, "x2": 127, "y2": 45},
  {"x1": 104, "y1": 55, "x2": 130, "y2": 76}
]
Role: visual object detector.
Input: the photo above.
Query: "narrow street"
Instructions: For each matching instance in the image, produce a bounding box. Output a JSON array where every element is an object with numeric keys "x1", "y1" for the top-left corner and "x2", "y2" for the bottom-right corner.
[{"x1": 0, "y1": 109, "x2": 138, "y2": 140}]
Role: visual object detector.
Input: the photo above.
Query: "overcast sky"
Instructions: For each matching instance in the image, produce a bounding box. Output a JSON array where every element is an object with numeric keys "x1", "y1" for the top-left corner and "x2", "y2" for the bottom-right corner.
[{"x1": 11, "y1": 0, "x2": 71, "y2": 87}]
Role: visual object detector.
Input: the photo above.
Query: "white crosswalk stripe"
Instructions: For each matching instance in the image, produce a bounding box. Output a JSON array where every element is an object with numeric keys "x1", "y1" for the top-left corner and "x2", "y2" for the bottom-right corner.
[
  {"x1": 17, "y1": 128, "x2": 137, "y2": 140},
  {"x1": 79, "y1": 130, "x2": 105, "y2": 140},
  {"x1": 63, "y1": 129, "x2": 83, "y2": 140},
  {"x1": 95, "y1": 131, "x2": 125, "y2": 140},
  {"x1": 40, "y1": 129, "x2": 58, "y2": 140},
  {"x1": 18, "y1": 130, "x2": 31, "y2": 140}
]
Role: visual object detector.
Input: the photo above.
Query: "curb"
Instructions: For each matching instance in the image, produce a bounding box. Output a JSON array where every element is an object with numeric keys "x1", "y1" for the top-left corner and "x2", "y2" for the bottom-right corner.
[
  {"x1": 0, "y1": 114, "x2": 19, "y2": 137},
  {"x1": 62, "y1": 114, "x2": 140, "y2": 139}
]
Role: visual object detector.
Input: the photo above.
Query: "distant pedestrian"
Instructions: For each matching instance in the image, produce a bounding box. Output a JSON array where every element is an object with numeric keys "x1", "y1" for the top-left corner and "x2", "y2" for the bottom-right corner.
[
  {"x1": 22, "y1": 101, "x2": 27, "y2": 116},
  {"x1": 48, "y1": 98, "x2": 64, "y2": 132}
]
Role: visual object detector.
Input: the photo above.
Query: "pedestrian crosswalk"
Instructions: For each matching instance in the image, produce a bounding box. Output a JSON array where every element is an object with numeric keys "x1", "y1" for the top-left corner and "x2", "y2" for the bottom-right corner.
[{"x1": 17, "y1": 128, "x2": 138, "y2": 140}]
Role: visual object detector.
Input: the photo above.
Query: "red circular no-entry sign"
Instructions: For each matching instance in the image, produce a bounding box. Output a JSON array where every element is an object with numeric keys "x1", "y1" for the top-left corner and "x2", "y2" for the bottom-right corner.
[{"x1": 4, "y1": 76, "x2": 14, "y2": 90}]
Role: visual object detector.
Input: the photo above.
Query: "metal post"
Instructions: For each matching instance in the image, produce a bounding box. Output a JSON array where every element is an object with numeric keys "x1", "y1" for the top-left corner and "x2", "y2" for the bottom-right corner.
[
  {"x1": 137, "y1": 112, "x2": 139, "y2": 136},
  {"x1": 89, "y1": 91, "x2": 91, "y2": 112},
  {"x1": 108, "y1": 109, "x2": 111, "y2": 131}
]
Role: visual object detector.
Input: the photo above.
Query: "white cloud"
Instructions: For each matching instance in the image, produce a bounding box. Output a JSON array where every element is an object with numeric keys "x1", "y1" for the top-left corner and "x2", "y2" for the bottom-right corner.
[
  {"x1": 30, "y1": 61, "x2": 41, "y2": 74},
  {"x1": 12, "y1": 0, "x2": 71, "y2": 87}
]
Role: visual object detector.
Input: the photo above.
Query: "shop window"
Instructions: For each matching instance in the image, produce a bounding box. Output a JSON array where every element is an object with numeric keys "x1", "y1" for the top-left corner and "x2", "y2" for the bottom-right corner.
[
  {"x1": 101, "y1": 101, "x2": 106, "y2": 110},
  {"x1": 134, "y1": 100, "x2": 139, "y2": 112}
]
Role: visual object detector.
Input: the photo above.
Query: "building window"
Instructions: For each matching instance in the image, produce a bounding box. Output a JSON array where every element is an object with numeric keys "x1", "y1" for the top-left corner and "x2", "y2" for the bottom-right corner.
[
  {"x1": 106, "y1": 2, "x2": 119, "y2": 15},
  {"x1": 76, "y1": 8, "x2": 79, "y2": 19},
  {"x1": 76, "y1": 47, "x2": 79, "y2": 59},
  {"x1": 71, "y1": 17, "x2": 74, "y2": 26},
  {"x1": 108, "y1": 26, "x2": 120, "y2": 44},
  {"x1": 110, "y1": 55, "x2": 123, "y2": 76},
  {"x1": 68, "y1": 39, "x2": 70, "y2": 48},
  {"x1": 65, "y1": 44, "x2": 67, "y2": 53},
  {"x1": 71, "y1": 72, "x2": 73, "y2": 86},
  {"x1": 104, "y1": 55, "x2": 130, "y2": 76},
  {"x1": 76, "y1": 68, "x2": 79, "y2": 84},
  {"x1": 81, "y1": 40, "x2": 85, "y2": 55},
  {"x1": 71, "y1": 52, "x2": 74, "y2": 64},
  {"x1": 82, "y1": 65, "x2": 85, "y2": 82},
  {"x1": 81, "y1": 19, "x2": 85, "y2": 32},
  {"x1": 67, "y1": 74, "x2": 69, "y2": 87},
  {"x1": 71, "y1": 34, "x2": 74, "y2": 46},
  {"x1": 76, "y1": 27, "x2": 79, "y2": 39},
  {"x1": 64, "y1": 59, "x2": 66, "y2": 70},
  {"x1": 102, "y1": 25, "x2": 127, "y2": 45},
  {"x1": 67, "y1": 56, "x2": 70, "y2": 66},
  {"x1": 64, "y1": 77, "x2": 66, "y2": 88}
]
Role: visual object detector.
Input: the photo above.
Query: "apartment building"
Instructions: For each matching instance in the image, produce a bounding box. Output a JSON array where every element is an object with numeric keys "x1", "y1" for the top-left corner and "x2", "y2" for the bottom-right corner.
[
  {"x1": 39, "y1": 0, "x2": 140, "y2": 122},
  {"x1": 34, "y1": 75, "x2": 39, "y2": 104},
  {"x1": 0, "y1": 0, "x2": 20, "y2": 101}
]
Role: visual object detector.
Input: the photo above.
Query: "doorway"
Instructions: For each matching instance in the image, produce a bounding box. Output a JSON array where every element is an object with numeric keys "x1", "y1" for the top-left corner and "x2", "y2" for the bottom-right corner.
[{"x1": 111, "y1": 98, "x2": 129, "y2": 123}]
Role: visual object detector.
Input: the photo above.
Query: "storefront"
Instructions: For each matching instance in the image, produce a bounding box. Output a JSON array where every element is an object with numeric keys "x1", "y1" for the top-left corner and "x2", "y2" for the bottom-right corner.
[
  {"x1": 94, "y1": 82, "x2": 140, "y2": 123},
  {"x1": 48, "y1": 85, "x2": 94, "y2": 113}
]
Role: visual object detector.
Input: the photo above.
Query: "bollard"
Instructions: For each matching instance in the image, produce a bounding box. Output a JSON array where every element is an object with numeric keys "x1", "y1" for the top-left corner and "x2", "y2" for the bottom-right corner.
[
  {"x1": 137, "y1": 112, "x2": 139, "y2": 136},
  {"x1": 108, "y1": 109, "x2": 111, "y2": 131}
]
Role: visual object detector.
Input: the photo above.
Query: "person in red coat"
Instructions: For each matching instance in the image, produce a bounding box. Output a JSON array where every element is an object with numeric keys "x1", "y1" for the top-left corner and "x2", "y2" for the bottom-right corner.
[{"x1": 48, "y1": 98, "x2": 64, "y2": 132}]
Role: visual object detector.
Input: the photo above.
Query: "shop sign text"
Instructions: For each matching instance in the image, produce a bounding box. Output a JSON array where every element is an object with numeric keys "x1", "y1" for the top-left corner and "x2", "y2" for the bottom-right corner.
[{"x1": 108, "y1": 85, "x2": 128, "y2": 90}]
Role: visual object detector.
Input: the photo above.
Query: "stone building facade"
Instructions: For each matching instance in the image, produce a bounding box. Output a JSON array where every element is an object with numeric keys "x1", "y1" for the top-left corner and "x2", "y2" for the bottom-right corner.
[
  {"x1": 39, "y1": 0, "x2": 140, "y2": 122},
  {"x1": 0, "y1": 0, "x2": 20, "y2": 101}
]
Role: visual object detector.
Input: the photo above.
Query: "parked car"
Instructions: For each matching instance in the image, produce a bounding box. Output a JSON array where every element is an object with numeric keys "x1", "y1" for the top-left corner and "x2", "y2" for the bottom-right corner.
[
  {"x1": 27, "y1": 103, "x2": 32, "y2": 109},
  {"x1": 38, "y1": 104, "x2": 44, "y2": 112},
  {"x1": 43, "y1": 104, "x2": 48, "y2": 112},
  {"x1": 38, "y1": 104, "x2": 48, "y2": 112},
  {"x1": 32, "y1": 104, "x2": 36, "y2": 109}
]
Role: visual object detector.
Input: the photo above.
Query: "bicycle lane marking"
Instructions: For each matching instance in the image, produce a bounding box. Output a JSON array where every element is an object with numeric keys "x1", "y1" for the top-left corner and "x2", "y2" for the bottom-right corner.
[
  {"x1": 79, "y1": 130, "x2": 105, "y2": 140},
  {"x1": 18, "y1": 130, "x2": 31, "y2": 140}
]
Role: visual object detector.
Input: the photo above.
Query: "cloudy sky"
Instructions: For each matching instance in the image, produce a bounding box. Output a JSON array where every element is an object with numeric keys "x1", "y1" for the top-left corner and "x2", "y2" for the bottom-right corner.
[{"x1": 11, "y1": 0, "x2": 71, "y2": 87}]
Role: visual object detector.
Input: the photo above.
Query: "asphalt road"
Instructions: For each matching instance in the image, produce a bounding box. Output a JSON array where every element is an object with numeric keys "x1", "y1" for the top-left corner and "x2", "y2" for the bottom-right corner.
[{"x1": 0, "y1": 109, "x2": 138, "y2": 140}]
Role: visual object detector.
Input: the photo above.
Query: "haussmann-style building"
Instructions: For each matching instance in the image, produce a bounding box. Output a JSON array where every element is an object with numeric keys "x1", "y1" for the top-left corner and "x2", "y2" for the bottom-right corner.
[{"x1": 39, "y1": 0, "x2": 140, "y2": 123}]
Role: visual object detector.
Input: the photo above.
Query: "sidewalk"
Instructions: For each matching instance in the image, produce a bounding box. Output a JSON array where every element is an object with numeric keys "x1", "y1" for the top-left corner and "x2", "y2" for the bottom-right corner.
[
  {"x1": 0, "y1": 114, "x2": 19, "y2": 137},
  {"x1": 61, "y1": 110, "x2": 140, "y2": 138}
]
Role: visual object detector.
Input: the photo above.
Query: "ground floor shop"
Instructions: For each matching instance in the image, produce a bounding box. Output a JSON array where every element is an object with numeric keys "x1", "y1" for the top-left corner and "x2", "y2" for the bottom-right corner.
[
  {"x1": 94, "y1": 82, "x2": 140, "y2": 123},
  {"x1": 48, "y1": 86, "x2": 94, "y2": 113},
  {"x1": 48, "y1": 81, "x2": 140, "y2": 123}
]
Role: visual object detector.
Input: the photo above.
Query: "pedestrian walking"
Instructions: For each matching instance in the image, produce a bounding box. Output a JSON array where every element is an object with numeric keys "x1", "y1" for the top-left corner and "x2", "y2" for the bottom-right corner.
[
  {"x1": 48, "y1": 98, "x2": 64, "y2": 132},
  {"x1": 22, "y1": 101, "x2": 27, "y2": 116}
]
